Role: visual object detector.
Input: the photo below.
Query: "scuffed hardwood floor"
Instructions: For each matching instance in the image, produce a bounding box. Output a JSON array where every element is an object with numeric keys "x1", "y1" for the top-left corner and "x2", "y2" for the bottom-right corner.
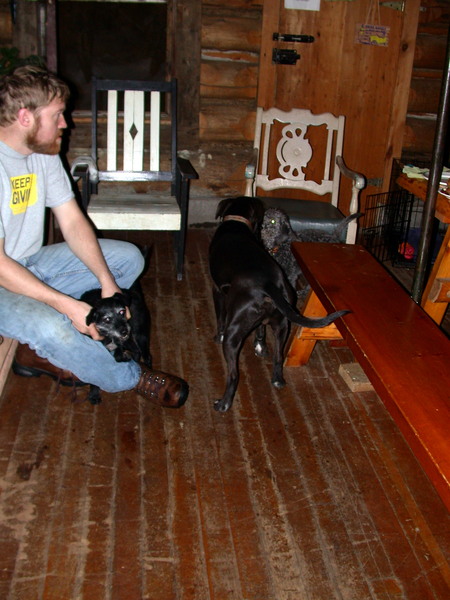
[{"x1": 0, "y1": 229, "x2": 449, "y2": 600}]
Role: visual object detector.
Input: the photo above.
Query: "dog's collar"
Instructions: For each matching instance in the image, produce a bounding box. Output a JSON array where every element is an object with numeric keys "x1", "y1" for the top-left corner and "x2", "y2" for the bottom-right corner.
[{"x1": 223, "y1": 215, "x2": 253, "y2": 230}]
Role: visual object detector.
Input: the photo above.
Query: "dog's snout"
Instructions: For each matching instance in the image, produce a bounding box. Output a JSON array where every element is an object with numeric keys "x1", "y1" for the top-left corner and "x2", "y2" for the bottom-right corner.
[{"x1": 119, "y1": 324, "x2": 131, "y2": 339}]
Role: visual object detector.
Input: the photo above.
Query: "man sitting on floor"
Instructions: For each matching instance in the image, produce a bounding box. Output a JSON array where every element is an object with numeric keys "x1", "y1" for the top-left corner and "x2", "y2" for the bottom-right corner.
[{"x1": 0, "y1": 65, "x2": 188, "y2": 408}]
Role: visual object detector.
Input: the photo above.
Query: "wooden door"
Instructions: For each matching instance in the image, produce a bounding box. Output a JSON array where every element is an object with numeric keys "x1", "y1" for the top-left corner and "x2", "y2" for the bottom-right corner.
[{"x1": 257, "y1": 0, "x2": 422, "y2": 212}]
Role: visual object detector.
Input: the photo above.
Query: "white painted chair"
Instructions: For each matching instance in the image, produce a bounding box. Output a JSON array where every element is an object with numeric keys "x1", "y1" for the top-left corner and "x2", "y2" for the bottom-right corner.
[
  {"x1": 244, "y1": 107, "x2": 365, "y2": 243},
  {"x1": 71, "y1": 78, "x2": 198, "y2": 280}
]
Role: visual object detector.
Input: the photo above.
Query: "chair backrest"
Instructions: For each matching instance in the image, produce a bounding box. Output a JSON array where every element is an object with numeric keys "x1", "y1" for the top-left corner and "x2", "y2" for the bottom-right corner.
[
  {"x1": 90, "y1": 78, "x2": 177, "y2": 189},
  {"x1": 252, "y1": 107, "x2": 345, "y2": 207}
]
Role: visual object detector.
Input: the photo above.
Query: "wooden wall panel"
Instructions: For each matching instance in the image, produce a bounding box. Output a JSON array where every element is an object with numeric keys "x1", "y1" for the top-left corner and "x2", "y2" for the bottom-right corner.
[
  {"x1": 13, "y1": 0, "x2": 444, "y2": 204},
  {"x1": 0, "y1": 2, "x2": 12, "y2": 45},
  {"x1": 12, "y1": 1, "x2": 39, "y2": 58},
  {"x1": 200, "y1": 57, "x2": 258, "y2": 99},
  {"x1": 408, "y1": 77, "x2": 441, "y2": 113},
  {"x1": 169, "y1": 0, "x2": 202, "y2": 145},
  {"x1": 200, "y1": 3, "x2": 262, "y2": 141},
  {"x1": 202, "y1": 13, "x2": 261, "y2": 51},
  {"x1": 199, "y1": 98, "x2": 255, "y2": 140},
  {"x1": 204, "y1": 0, "x2": 261, "y2": 7},
  {"x1": 259, "y1": 0, "x2": 420, "y2": 209},
  {"x1": 403, "y1": 115, "x2": 437, "y2": 156},
  {"x1": 403, "y1": 0, "x2": 450, "y2": 163},
  {"x1": 414, "y1": 34, "x2": 448, "y2": 68}
]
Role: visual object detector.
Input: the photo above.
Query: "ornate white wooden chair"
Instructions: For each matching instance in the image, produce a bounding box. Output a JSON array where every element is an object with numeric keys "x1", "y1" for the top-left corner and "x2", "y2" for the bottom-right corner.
[
  {"x1": 244, "y1": 107, "x2": 365, "y2": 243},
  {"x1": 71, "y1": 78, "x2": 198, "y2": 280}
]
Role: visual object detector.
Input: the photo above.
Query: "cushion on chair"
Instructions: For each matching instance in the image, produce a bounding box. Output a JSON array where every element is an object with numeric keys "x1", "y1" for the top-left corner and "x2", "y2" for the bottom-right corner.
[{"x1": 260, "y1": 197, "x2": 347, "y2": 241}]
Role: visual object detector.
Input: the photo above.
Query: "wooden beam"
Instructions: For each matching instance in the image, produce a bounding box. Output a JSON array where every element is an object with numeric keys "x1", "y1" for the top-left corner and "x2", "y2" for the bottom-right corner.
[
  {"x1": 381, "y1": 0, "x2": 421, "y2": 192},
  {"x1": 257, "y1": 0, "x2": 280, "y2": 108},
  {"x1": 46, "y1": 0, "x2": 57, "y2": 72},
  {"x1": 170, "y1": 0, "x2": 201, "y2": 143},
  {"x1": 429, "y1": 277, "x2": 450, "y2": 303}
]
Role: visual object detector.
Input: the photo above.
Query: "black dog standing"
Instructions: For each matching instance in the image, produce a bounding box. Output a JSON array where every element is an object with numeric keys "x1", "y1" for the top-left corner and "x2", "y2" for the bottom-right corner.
[{"x1": 209, "y1": 196, "x2": 349, "y2": 413}]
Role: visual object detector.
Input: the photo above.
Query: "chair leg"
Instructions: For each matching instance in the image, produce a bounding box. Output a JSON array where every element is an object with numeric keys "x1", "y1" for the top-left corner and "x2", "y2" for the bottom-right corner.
[
  {"x1": 284, "y1": 289, "x2": 339, "y2": 366},
  {"x1": 175, "y1": 231, "x2": 184, "y2": 281},
  {"x1": 175, "y1": 181, "x2": 190, "y2": 280},
  {"x1": 176, "y1": 216, "x2": 188, "y2": 281}
]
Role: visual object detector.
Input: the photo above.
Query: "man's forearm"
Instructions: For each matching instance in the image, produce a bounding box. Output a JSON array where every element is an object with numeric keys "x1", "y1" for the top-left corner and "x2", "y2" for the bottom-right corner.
[
  {"x1": 0, "y1": 253, "x2": 104, "y2": 338},
  {"x1": 53, "y1": 199, "x2": 120, "y2": 296},
  {"x1": 0, "y1": 255, "x2": 66, "y2": 307}
]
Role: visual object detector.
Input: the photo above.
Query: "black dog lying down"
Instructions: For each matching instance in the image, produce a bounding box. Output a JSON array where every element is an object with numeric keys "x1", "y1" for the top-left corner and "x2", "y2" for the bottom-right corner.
[
  {"x1": 209, "y1": 196, "x2": 350, "y2": 412},
  {"x1": 81, "y1": 282, "x2": 152, "y2": 404}
]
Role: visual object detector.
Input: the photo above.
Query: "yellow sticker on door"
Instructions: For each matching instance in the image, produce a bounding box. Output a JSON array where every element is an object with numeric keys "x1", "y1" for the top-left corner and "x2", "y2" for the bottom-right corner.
[
  {"x1": 356, "y1": 24, "x2": 390, "y2": 47},
  {"x1": 10, "y1": 174, "x2": 37, "y2": 214}
]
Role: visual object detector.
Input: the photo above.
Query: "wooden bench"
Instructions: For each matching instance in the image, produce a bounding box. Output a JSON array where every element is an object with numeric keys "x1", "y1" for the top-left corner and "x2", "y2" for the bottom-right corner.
[{"x1": 285, "y1": 242, "x2": 450, "y2": 511}]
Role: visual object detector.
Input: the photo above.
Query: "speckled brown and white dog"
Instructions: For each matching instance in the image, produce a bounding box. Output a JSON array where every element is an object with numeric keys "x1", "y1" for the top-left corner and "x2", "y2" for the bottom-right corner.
[
  {"x1": 209, "y1": 196, "x2": 350, "y2": 412},
  {"x1": 261, "y1": 207, "x2": 361, "y2": 291}
]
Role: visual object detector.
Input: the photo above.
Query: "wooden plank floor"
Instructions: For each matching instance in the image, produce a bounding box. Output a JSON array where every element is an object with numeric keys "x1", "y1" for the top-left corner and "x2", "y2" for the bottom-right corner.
[{"x1": 0, "y1": 229, "x2": 449, "y2": 600}]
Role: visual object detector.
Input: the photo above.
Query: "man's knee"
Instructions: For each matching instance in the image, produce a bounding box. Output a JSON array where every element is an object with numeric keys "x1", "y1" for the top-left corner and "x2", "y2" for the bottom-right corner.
[
  {"x1": 99, "y1": 240, "x2": 146, "y2": 286},
  {"x1": 123, "y1": 241, "x2": 146, "y2": 276}
]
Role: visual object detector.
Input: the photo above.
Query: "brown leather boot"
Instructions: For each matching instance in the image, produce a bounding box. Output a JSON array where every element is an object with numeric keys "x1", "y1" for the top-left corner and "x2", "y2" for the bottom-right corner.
[
  {"x1": 12, "y1": 343, "x2": 87, "y2": 387},
  {"x1": 135, "y1": 365, "x2": 189, "y2": 408}
]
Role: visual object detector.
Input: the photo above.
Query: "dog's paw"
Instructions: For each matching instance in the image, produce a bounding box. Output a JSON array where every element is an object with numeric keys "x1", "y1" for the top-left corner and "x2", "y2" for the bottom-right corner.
[
  {"x1": 142, "y1": 357, "x2": 153, "y2": 369},
  {"x1": 113, "y1": 349, "x2": 132, "y2": 362},
  {"x1": 87, "y1": 384, "x2": 102, "y2": 405},
  {"x1": 213, "y1": 398, "x2": 232, "y2": 412},
  {"x1": 254, "y1": 341, "x2": 269, "y2": 357},
  {"x1": 272, "y1": 377, "x2": 286, "y2": 389}
]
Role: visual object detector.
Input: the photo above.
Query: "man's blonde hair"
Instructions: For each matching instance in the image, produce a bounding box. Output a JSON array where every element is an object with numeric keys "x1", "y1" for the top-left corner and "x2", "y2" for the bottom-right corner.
[{"x1": 0, "y1": 65, "x2": 70, "y2": 126}]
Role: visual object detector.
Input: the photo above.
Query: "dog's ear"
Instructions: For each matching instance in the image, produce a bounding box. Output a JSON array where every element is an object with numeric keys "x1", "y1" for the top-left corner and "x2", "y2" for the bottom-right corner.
[
  {"x1": 215, "y1": 197, "x2": 234, "y2": 219},
  {"x1": 249, "y1": 200, "x2": 265, "y2": 235},
  {"x1": 85, "y1": 307, "x2": 97, "y2": 326},
  {"x1": 113, "y1": 292, "x2": 131, "y2": 307},
  {"x1": 280, "y1": 219, "x2": 293, "y2": 241},
  {"x1": 251, "y1": 198, "x2": 266, "y2": 226}
]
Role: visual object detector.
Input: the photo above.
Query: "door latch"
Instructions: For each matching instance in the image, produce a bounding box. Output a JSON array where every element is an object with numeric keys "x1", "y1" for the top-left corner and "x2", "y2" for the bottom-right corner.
[
  {"x1": 272, "y1": 48, "x2": 300, "y2": 65},
  {"x1": 273, "y1": 33, "x2": 314, "y2": 43}
]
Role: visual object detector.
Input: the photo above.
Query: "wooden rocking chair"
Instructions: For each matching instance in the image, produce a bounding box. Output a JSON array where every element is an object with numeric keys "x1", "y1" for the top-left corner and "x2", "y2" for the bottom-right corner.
[{"x1": 71, "y1": 78, "x2": 198, "y2": 280}]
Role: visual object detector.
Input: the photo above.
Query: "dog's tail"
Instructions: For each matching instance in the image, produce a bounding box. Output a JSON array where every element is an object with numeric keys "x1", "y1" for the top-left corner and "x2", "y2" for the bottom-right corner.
[
  {"x1": 334, "y1": 212, "x2": 363, "y2": 238},
  {"x1": 265, "y1": 283, "x2": 349, "y2": 328}
]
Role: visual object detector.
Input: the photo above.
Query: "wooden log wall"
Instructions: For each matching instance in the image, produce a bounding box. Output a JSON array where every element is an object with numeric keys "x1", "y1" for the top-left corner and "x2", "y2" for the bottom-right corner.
[
  {"x1": 402, "y1": 0, "x2": 450, "y2": 163},
  {"x1": 200, "y1": 0, "x2": 262, "y2": 141},
  {"x1": 0, "y1": 1, "x2": 12, "y2": 46},
  {"x1": 3, "y1": 1, "x2": 448, "y2": 201},
  {"x1": 182, "y1": 0, "x2": 264, "y2": 199}
]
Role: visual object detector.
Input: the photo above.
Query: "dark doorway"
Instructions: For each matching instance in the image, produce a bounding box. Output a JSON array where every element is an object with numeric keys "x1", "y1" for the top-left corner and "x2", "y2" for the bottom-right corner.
[{"x1": 57, "y1": 1, "x2": 167, "y2": 109}]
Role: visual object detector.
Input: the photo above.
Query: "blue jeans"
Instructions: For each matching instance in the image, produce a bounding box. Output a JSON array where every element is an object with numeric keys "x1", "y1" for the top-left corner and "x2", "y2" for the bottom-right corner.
[{"x1": 0, "y1": 239, "x2": 145, "y2": 392}]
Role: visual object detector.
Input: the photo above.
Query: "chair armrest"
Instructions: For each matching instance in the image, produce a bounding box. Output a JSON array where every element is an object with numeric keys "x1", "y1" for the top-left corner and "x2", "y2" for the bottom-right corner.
[
  {"x1": 70, "y1": 155, "x2": 99, "y2": 184},
  {"x1": 244, "y1": 147, "x2": 259, "y2": 196},
  {"x1": 336, "y1": 156, "x2": 366, "y2": 244},
  {"x1": 71, "y1": 162, "x2": 89, "y2": 182},
  {"x1": 176, "y1": 156, "x2": 199, "y2": 180},
  {"x1": 70, "y1": 156, "x2": 99, "y2": 211},
  {"x1": 336, "y1": 156, "x2": 366, "y2": 190}
]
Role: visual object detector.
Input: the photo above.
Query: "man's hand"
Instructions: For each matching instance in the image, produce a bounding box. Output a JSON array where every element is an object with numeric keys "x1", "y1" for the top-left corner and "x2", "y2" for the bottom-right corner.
[
  {"x1": 100, "y1": 284, "x2": 131, "y2": 319},
  {"x1": 100, "y1": 281, "x2": 122, "y2": 299},
  {"x1": 61, "y1": 297, "x2": 104, "y2": 340}
]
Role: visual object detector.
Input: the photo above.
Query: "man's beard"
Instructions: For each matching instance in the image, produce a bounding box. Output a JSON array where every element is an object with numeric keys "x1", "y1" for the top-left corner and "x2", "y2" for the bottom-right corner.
[{"x1": 25, "y1": 120, "x2": 62, "y2": 155}]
